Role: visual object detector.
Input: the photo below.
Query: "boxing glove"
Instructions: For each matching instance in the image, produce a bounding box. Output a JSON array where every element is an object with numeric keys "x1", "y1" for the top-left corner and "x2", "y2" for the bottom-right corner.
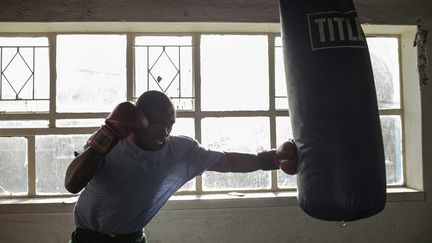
[
  {"x1": 274, "y1": 140, "x2": 298, "y2": 175},
  {"x1": 88, "y1": 102, "x2": 149, "y2": 155}
]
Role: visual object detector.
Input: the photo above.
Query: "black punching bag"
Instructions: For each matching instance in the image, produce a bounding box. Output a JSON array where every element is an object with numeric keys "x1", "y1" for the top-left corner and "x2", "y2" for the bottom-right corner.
[{"x1": 279, "y1": 0, "x2": 386, "y2": 221}]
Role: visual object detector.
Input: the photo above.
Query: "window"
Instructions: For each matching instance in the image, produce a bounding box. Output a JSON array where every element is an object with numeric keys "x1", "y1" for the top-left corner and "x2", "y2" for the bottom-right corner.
[
  {"x1": 0, "y1": 37, "x2": 49, "y2": 112},
  {"x1": 0, "y1": 25, "x2": 407, "y2": 198},
  {"x1": 367, "y1": 37, "x2": 403, "y2": 185},
  {"x1": 57, "y1": 35, "x2": 127, "y2": 112}
]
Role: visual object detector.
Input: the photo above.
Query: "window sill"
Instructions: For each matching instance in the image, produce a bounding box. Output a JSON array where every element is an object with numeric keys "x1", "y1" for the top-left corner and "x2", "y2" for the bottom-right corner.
[{"x1": 0, "y1": 187, "x2": 424, "y2": 214}]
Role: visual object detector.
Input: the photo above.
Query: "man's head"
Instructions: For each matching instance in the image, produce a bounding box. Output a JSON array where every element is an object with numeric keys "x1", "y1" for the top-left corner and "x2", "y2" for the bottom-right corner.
[{"x1": 134, "y1": 90, "x2": 176, "y2": 150}]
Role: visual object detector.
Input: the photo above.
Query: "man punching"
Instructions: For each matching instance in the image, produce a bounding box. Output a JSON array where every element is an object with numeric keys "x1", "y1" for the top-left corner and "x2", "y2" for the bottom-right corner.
[{"x1": 65, "y1": 90, "x2": 298, "y2": 243}]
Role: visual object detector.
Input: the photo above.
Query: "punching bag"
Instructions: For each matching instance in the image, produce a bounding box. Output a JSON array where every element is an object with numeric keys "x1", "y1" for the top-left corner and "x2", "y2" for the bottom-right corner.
[{"x1": 279, "y1": 0, "x2": 386, "y2": 221}]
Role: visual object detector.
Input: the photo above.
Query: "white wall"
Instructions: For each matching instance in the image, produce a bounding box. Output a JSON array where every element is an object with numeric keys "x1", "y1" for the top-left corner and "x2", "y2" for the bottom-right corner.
[
  {"x1": 1, "y1": 0, "x2": 432, "y2": 242},
  {"x1": 0, "y1": 194, "x2": 430, "y2": 242}
]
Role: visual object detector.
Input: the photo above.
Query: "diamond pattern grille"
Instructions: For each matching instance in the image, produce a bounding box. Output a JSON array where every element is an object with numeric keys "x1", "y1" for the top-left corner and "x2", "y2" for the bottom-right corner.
[
  {"x1": 148, "y1": 46, "x2": 180, "y2": 93},
  {"x1": 1, "y1": 47, "x2": 36, "y2": 100},
  {"x1": 135, "y1": 41, "x2": 194, "y2": 110}
]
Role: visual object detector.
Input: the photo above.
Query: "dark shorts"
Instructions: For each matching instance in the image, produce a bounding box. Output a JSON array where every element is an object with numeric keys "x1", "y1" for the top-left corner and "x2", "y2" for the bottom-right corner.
[{"x1": 69, "y1": 228, "x2": 146, "y2": 243}]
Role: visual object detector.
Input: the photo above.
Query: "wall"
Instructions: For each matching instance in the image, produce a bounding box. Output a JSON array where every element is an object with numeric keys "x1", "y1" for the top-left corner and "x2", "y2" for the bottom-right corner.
[
  {"x1": 1, "y1": 0, "x2": 432, "y2": 242},
  {"x1": 0, "y1": 0, "x2": 431, "y2": 24}
]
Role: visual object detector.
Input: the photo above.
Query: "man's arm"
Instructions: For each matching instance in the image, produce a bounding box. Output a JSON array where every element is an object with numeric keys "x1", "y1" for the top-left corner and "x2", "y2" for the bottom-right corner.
[
  {"x1": 208, "y1": 151, "x2": 277, "y2": 173},
  {"x1": 208, "y1": 140, "x2": 298, "y2": 174},
  {"x1": 65, "y1": 147, "x2": 105, "y2": 194},
  {"x1": 64, "y1": 101, "x2": 148, "y2": 194}
]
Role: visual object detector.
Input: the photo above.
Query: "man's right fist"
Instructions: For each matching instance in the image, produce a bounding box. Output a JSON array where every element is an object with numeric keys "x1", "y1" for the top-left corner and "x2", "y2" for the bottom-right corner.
[
  {"x1": 88, "y1": 102, "x2": 148, "y2": 155},
  {"x1": 105, "y1": 102, "x2": 149, "y2": 139},
  {"x1": 274, "y1": 140, "x2": 298, "y2": 175}
]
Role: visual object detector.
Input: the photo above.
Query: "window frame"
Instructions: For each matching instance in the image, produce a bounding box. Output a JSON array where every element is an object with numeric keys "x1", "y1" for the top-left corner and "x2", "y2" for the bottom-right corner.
[{"x1": 0, "y1": 23, "x2": 419, "y2": 199}]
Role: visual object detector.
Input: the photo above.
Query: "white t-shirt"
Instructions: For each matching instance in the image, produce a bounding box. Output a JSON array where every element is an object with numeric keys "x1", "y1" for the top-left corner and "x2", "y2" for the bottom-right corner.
[{"x1": 74, "y1": 135, "x2": 223, "y2": 234}]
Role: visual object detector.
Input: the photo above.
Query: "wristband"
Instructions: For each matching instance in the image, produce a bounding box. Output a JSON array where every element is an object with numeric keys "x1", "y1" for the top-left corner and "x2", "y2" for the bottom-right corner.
[
  {"x1": 87, "y1": 126, "x2": 118, "y2": 155},
  {"x1": 257, "y1": 150, "x2": 279, "y2": 171}
]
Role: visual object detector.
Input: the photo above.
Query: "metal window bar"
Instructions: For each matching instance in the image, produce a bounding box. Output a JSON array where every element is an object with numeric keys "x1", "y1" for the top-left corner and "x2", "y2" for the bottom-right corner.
[
  {"x1": 178, "y1": 45, "x2": 181, "y2": 98},
  {"x1": 146, "y1": 46, "x2": 149, "y2": 91},
  {"x1": 135, "y1": 44, "x2": 192, "y2": 101},
  {"x1": 1, "y1": 48, "x2": 24, "y2": 98},
  {"x1": 0, "y1": 46, "x2": 48, "y2": 101},
  {"x1": 147, "y1": 46, "x2": 180, "y2": 93},
  {"x1": 32, "y1": 47, "x2": 35, "y2": 99}
]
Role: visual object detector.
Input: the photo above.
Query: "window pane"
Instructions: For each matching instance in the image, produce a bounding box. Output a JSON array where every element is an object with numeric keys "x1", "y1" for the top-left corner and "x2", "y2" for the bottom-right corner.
[
  {"x1": 0, "y1": 37, "x2": 50, "y2": 112},
  {"x1": 57, "y1": 35, "x2": 127, "y2": 112},
  {"x1": 201, "y1": 35, "x2": 269, "y2": 111},
  {"x1": 36, "y1": 135, "x2": 89, "y2": 194},
  {"x1": 0, "y1": 137, "x2": 27, "y2": 195},
  {"x1": 170, "y1": 118, "x2": 195, "y2": 138},
  {"x1": 380, "y1": 115, "x2": 403, "y2": 185},
  {"x1": 0, "y1": 120, "x2": 48, "y2": 128},
  {"x1": 201, "y1": 117, "x2": 270, "y2": 191},
  {"x1": 276, "y1": 117, "x2": 296, "y2": 188},
  {"x1": 275, "y1": 116, "x2": 403, "y2": 186},
  {"x1": 178, "y1": 180, "x2": 195, "y2": 192},
  {"x1": 367, "y1": 37, "x2": 400, "y2": 109},
  {"x1": 275, "y1": 37, "x2": 289, "y2": 110},
  {"x1": 135, "y1": 36, "x2": 194, "y2": 111},
  {"x1": 56, "y1": 119, "x2": 104, "y2": 128}
]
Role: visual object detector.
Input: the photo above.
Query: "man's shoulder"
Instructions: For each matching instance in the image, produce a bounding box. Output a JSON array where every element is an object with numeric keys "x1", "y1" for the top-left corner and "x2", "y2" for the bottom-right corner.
[
  {"x1": 168, "y1": 135, "x2": 198, "y2": 146},
  {"x1": 165, "y1": 135, "x2": 201, "y2": 157}
]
